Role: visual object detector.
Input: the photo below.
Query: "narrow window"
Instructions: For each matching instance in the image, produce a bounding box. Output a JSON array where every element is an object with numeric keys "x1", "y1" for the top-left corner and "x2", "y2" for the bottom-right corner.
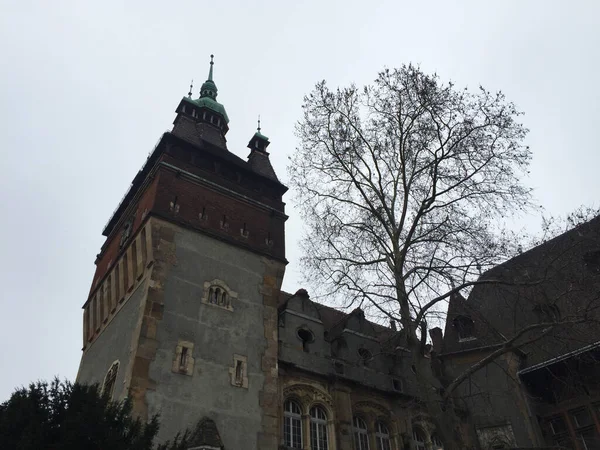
[
  {"x1": 284, "y1": 399, "x2": 303, "y2": 448},
  {"x1": 221, "y1": 291, "x2": 227, "y2": 307},
  {"x1": 353, "y1": 416, "x2": 369, "y2": 450},
  {"x1": 115, "y1": 264, "x2": 120, "y2": 302},
  {"x1": 376, "y1": 421, "x2": 391, "y2": 450},
  {"x1": 297, "y1": 328, "x2": 314, "y2": 352},
  {"x1": 310, "y1": 406, "x2": 329, "y2": 450},
  {"x1": 235, "y1": 360, "x2": 243, "y2": 385},
  {"x1": 102, "y1": 361, "x2": 119, "y2": 400},
  {"x1": 179, "y1": 347, "x2": 189, "y2": 370},
  {"x1": 413, "y1": 427, "x2": 426, "y2": 450}
]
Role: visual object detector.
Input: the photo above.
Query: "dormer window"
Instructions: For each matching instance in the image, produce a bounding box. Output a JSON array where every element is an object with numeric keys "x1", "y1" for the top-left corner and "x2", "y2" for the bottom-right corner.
[
  {"x1": 358, "y1": 347, "x2": 372, "y2": 365},
  {"x1": 297, "y1": 328, "x2": 314, "y2": 352},
  {"x1": 453, "y1": 315, "x2": 475, "y2": 342}
]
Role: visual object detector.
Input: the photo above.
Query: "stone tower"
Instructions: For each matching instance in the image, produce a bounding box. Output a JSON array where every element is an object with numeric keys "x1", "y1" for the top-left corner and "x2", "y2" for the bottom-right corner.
[{"x1": 76, "y1": 56, "x2": 287, "y2": 449}]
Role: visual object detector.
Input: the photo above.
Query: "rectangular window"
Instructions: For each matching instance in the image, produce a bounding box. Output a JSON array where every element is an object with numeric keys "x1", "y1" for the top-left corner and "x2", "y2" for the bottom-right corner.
[
  {"x1": 577, "y1": 427, "x2": 600, "y2": 450},
  {"x1": 571, "y1": 408, "x2": 594, "y2": 429},
  {"x1": 284, "y1": 415, "x2": 302, "y2": 448},
  {"x1": 354, "y1": 432, "x2": 369, "y2": 450},
  {"x1": 311, "y1": 421, "x2": 328, "y2": 450},
  {"x1": 549, "y1": 415, "x2": 567, "y2": 435},
  {"x1": 179, "y1": 347, "x2": 188, "y2": 369},
  {"x1": 377, "y1": 436, "x2": 391, "y2": 450}
]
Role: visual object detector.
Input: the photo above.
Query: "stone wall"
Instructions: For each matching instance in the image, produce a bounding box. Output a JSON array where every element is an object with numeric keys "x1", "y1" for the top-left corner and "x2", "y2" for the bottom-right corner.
[
  {"x1": 76, "y1": 279, "x2": 147, "y2": 401},
  {"x1": 137, "y1": 217, "x2": 284, "y2": 449}
]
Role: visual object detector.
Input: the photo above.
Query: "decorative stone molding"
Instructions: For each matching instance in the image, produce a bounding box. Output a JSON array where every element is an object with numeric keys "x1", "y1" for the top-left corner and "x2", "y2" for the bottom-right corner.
[
  {"x1": 353, "y1": 400, "x2": 391, "y2": 422},
  {"x1": 476, "y1": 424, "x2": 516, "y2": 449},
  {"x1": 229, "y1": 354, "x2": 248, "y2": 388},
  {"x1": 172, "y1": 340, "x2": 195, "y2": 376},
  {"x1": 283, "y1": 383, "x2": 334, "y2": 412},
  {"x1": 202, "y1": 279, "x2": 237, "y2": 312}
]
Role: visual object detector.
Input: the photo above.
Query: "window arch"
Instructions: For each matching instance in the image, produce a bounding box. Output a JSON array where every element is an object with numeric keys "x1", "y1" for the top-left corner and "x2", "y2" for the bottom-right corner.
[
  {"x1": 310, "y1": 405, "x2": 328, "y2": 450},
  {"x1": 413, "y1": 426, "x2": 426, "y2": 450},
  {"x1": 102, "y1": 360, "x2": 119, "y2": 400},
  {"x1": 375, "y1": 421, "x2": 391, "y2": 450},
  {"x1": 203, "y1": 279, "x2": 237, "y2": 311},
  {"x1": 353, "y1": 416, "x2": 369, "y2": 450},
  {"x1": 284, "y1": 399, "x2": 303, "y2": 449}
]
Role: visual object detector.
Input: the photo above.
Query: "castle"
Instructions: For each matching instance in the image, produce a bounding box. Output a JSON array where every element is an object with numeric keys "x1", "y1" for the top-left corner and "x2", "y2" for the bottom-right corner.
[{"x1": 76, "y1": 57, "x2": 600, "y2": 449}]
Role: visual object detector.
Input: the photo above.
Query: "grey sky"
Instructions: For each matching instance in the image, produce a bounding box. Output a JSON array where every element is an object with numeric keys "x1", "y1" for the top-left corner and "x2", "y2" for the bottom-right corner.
[{"x1": 0, "y1": 0, "x2": 598, "y2": 401}]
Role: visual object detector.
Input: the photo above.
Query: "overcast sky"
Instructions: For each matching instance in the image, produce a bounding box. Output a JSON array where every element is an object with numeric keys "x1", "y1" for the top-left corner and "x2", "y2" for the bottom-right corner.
[{"x1": 0, "y1": 0, "x2": 598, "y2": 401}]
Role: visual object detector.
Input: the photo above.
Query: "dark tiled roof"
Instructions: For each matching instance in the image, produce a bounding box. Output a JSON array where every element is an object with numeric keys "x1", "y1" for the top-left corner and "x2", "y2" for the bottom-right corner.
[
  {"x1": 459, "y1": 215, "x2": 600, "y2": 368},
  {"x1": 278, "y1": 291, "x2": 399, "y2": 342}
]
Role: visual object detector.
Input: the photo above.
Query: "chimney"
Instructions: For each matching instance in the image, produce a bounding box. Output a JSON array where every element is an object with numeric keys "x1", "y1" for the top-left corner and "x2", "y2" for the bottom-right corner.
[
  {"x1": 429, "y1": 327, "x2": 443, "y2": 354},
  {"x1": 390, "y1": 320, "x2": 397, "y2": 331}
]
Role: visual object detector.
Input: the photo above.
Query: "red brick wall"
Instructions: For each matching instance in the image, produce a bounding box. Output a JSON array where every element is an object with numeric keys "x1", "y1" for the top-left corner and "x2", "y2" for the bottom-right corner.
[
  {"x1": 152, "y1": 167, "x2": 286, "y2": 261},
  {"x1": 90, "y1": 175, "x2": 160, "y2": 295}
]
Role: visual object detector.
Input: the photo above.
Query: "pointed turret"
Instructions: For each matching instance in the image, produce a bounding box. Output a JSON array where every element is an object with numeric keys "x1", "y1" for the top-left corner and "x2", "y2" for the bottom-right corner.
[
  {"x1": 172, "y1": 55, "x2": 229, "y2": 149},
  {"x1": 247, "y1": 118, "x2": 278, "y2": 180}
]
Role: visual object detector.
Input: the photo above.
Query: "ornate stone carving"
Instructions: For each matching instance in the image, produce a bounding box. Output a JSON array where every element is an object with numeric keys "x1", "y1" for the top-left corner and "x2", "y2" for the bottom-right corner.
[
  {"x1": 353, "y1": 400, "x2": 391, "y2": 421},
  {"x1": 283, "y1": 384, "x2": 334, "y2": 411}
]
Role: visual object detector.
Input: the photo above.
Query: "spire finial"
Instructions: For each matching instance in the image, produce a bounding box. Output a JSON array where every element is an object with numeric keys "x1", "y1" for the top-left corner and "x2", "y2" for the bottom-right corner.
[
  {"x1": 208, "y1": 54, "x2": 214, "y2": 81},
  {"x1": 257, "y1": 115, "x2": 261, "y2": 133},
  {"x1": 188, "y1": 79, "x2": 193, "y2": 98}
]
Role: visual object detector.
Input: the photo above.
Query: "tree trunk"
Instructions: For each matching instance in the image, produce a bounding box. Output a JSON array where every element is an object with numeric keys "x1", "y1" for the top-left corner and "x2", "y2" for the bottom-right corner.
[{"x1": 411, "y1": 350, "x2": 469, "y2": 450}]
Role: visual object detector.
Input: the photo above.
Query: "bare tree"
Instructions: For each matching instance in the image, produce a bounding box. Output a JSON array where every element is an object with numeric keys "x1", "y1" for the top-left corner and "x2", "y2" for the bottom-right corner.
[{"x1": 288, "y1": 65, "x2": 596, "y2": 449}]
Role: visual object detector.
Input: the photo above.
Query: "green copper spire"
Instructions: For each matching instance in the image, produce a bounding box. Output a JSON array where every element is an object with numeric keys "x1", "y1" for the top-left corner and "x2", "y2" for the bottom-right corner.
[
  {"x1": 200, "y1": 54, "x2": 218, "y2": 100},
  {"x1": 255, "y1": 115, "x2": 269, "y2": 140},
  {"x1": 208, "y1": 54, "x2": 214, "y2": 81}
]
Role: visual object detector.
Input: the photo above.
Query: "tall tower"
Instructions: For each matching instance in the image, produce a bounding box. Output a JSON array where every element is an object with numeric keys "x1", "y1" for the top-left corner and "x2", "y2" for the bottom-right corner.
[{"x1": 76, "y1": 57, "x2": 287, "y2": 449}]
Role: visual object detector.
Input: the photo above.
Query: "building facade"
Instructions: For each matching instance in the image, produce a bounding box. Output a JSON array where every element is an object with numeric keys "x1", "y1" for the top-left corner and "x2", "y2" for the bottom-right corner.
[
  {"x1": 76, "y1": 57, "x2": 600, "y2": 450},
  {"x1": 75, "y1": 58, "x2": 440, "y2": 450},
  {"x1": 441, "y1": 216, "x2": 600, "y2": 449}
]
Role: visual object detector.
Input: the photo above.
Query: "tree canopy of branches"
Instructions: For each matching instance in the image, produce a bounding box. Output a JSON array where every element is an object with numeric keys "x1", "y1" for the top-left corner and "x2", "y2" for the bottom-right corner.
[
  {"x1": 0, "y1": 379, "x2": 159, "y2": 450},
  {"x1": 289, "y1": 65, "x2": 546, "y2": 449}
]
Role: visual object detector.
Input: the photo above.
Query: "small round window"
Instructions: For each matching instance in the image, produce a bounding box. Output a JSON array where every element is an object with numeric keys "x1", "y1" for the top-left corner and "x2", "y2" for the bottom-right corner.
[
  {"x1": 297, "y1": 328, "x2": 314, "y2": 343},
  {"x1": 358, "y1": 348, "x2": 372, "y2": 361}
]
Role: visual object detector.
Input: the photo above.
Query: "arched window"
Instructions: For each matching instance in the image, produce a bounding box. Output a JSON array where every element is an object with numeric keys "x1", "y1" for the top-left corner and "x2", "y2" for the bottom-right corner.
[
  {"x1": 102, "y1": 361, "x2": 119, "y2": 400},
  {"x1": 376, "y1": 421, "x2": 391, "y2": 450},
  {"x1": 353, "y1": 416, "x2": 370, "y2": 450},
  {"x1": 221, "y1": 290, "x2": 227, "y2": 307},
  {"x1": 432, "y1": 433, "x2": 444, "y2": 450},
  {"x1": 284, "y1": 399, "x2": 303, "y2": 449},
  {"x1": 413, "y1": 427, "x2": 426, "y2": 450},
  {"x1": 310, "y1": 405, "x2": 328, "y2": 450},
  {"x1": 204, "y1": 280, "x2": 237, "y2": 311}
]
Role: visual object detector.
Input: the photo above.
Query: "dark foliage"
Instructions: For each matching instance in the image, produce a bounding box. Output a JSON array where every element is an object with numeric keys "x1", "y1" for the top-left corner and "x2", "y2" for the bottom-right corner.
[{"x1": 0, "y1": 378, "x2": 159, "y2": 450}]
